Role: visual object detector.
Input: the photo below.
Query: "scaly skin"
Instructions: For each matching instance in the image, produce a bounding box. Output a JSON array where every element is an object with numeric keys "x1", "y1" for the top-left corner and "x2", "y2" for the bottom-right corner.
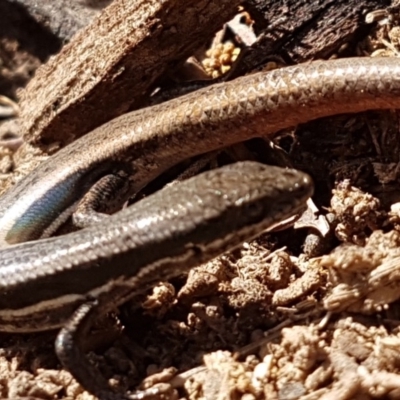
[{"x1": 1, "y1": 57, "x2": 400, "y2": 245}]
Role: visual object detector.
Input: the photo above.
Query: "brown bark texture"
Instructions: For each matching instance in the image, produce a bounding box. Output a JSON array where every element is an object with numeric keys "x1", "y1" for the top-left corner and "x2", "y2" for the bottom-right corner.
[
  {"x1": 19, "y1": 0, "x2": 241, "y2": 147},
  {"x1": 240, "y1": 0, "x2": 389, "y2": 71}
]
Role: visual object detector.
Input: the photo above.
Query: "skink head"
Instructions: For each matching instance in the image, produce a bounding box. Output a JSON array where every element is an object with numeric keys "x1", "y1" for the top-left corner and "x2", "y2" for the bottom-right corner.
[{"x1": 177, "y1": 161, "x2": 313, "y2": 253}]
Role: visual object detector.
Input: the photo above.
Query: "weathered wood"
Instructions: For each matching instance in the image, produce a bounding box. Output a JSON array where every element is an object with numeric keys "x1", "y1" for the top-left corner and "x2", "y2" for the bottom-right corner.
[
  {"x1": 239, "y1": 0, "x2": 389, "y2": 72},
  {"x1": 19, "y1": 0, "x2": 241, "y2": 147}
]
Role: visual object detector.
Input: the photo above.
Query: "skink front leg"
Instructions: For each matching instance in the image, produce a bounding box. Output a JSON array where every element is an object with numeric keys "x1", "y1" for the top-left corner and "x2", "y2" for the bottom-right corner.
[
  {"x1": 72, "y1": 173, "x2": 130, "y2": 229},
  {"x1": 56, "y1": 300, "x2": 175, "y2": 400}
]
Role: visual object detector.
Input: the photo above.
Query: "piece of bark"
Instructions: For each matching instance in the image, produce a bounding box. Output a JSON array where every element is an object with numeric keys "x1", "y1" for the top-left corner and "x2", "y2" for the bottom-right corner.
[
  {"x1": 238, "y1": 0, "x2": 389, "y2": 72},
  {"x1": 19, "y1": 0, "x2": 241, "y2": 148},
  {"x1": 5, "y1": 0, "x2": 112, "y2": 44}
]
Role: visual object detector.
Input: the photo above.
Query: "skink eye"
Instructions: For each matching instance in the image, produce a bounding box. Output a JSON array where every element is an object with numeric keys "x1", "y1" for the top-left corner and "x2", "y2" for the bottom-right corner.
[{"x1": 245, "y1": 201, "x2": 263, "y2": 219}]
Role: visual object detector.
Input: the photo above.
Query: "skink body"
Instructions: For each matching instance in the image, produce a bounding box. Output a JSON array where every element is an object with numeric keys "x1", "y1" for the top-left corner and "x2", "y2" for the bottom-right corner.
[
  {"x1": 0, "y1": 162, "x2": 312, "y2": 399},
  {"x1": 1, "y1": 57, "x2": 400, "y2": 246},
  {"x1": 0, "y1": 162, "x2": 312, "y2": 332}
]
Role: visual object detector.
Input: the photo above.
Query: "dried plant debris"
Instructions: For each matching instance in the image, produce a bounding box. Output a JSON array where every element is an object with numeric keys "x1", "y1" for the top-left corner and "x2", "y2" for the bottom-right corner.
[
  {"x1": 322, "y1": 230, "x2": 400, "y2": 314},
  {"x1": 330, "y1": 180, "x2": 384, "y2": 246}
]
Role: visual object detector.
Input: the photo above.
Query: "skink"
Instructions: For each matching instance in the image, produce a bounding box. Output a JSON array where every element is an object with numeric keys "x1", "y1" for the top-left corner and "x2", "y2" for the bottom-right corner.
[
  {"x1": 0, "y1": 162, "x2": 312, "y2": 399},
  {"x1": 1, "y1": 57, "x2": 400, "y2": 246},
  {"x1": 1, "y1": 57, "x2": 400, "y2": 398}
]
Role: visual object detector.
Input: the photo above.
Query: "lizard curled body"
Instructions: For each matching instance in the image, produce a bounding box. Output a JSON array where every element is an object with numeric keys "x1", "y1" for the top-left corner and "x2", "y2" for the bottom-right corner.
[
  {"x1": 1, "y1": 57, "x2": 400, "y2": 245},
  {"x1": 0, "y1": 56, "x2": 400, "y2": 399},
  {"x1": 0, "y1": 162, "x2": 312, "y2": 399}
]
